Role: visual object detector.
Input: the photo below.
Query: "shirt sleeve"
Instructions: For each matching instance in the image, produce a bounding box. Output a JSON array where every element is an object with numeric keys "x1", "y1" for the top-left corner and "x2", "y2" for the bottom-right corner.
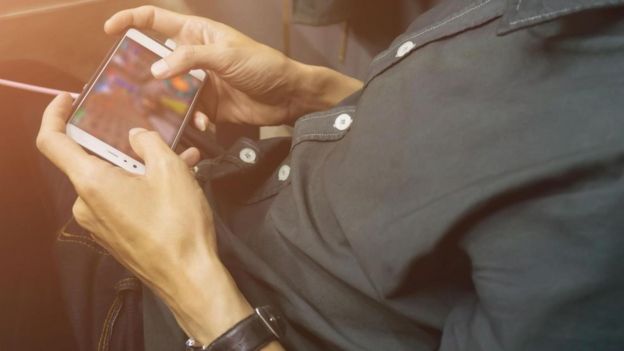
[{"x1": 438, "y1": 156, "x2": 624, "y2": 351}]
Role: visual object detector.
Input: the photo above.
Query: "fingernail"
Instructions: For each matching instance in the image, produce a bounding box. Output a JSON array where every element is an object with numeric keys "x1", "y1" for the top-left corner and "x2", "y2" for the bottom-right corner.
[
  {"x1": 196, "y1": 112, "x2": 207, "y2": 132},
  {"x1": 151, "y1": 59, "x2": 170, "y2": 78},
  {"x1": 129, "y1": 127, "x2": 147, "y2": 136}
]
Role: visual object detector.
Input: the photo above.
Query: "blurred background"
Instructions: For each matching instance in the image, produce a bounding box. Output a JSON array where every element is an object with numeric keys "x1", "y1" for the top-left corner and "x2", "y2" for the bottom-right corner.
[{"x1": 0, "y1": 0, "x2": 423, "y2": 348}]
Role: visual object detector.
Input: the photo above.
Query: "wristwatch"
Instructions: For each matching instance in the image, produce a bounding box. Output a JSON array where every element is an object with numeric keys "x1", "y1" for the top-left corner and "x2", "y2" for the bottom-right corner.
[{"x1": 185, "y1": 306, "x2": 286, "y2": 351}]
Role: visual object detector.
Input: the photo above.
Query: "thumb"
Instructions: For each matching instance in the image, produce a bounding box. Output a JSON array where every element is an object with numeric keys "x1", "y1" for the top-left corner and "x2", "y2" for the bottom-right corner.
[
  {"x1": 151, "y1": 45, "x2": 222, "y2": 79},
  {"x1": 128, "y1": 128, "x2": 177, "y2": 171}
]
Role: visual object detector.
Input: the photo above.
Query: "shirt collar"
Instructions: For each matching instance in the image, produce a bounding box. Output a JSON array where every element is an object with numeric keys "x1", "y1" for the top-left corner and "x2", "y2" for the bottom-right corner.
[{"x1": 498, "y1": 0, "x2": 624, "y2": 34}]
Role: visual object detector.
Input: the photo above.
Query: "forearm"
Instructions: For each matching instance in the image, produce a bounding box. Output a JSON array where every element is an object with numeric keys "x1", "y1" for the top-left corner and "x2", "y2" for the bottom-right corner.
[
  {"x1": 286, "y1": 61, "x2": 363, "y2": 124},
  {"x1": 155, "y1": 250, "x2": 285, "y2": 350}
]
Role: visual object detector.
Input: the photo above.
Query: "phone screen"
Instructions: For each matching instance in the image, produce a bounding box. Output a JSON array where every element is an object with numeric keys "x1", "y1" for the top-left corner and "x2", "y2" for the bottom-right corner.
[{"x1": 70, "y1": 36, "x2": 202, "y2": 159}]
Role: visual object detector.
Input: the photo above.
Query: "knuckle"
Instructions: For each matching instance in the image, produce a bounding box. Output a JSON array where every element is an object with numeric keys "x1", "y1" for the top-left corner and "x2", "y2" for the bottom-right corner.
[
  {"x1": 71, "y1": 200, "x2": 88, "y2": 222},
  {"x1": 74, "y1": 172, "x2": 99, "y2": 197},
  {"x1": 137, "y1": 5, "x2": 156, "y2": 15},
  {"x1": 75, "y1": 182, "x2": 95, "y2": 198},
  {"x1": 132, "y1": 130, "x2": 154, "y2": 143},
  {"x1": 134, "y1": 5, "x2": 157, "y2": 27},
  {"x1": 155, "y1": 154, "x2": 177, "y2": 169},
  {"x1": 137, "y1": 4, "x2": 155, "y2": 10},
  {"x1": 140, "y1": 131, "x2": 161, "y2": 145},
  {"x1": 178, "y1": 46, "x2": 196, "y2": 64},
  {"x1": 35, "y1": 133, "x2": 47, "y2": 151},
  {"x1": 146, "y1": 130, "x2": 160, "y2": 139}
]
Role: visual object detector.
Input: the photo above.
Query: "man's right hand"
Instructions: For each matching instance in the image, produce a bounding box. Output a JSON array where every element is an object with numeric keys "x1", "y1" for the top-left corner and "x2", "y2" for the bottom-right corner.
[{"x1": 105, "y1": 6, "x2": 363, "y2": 128}]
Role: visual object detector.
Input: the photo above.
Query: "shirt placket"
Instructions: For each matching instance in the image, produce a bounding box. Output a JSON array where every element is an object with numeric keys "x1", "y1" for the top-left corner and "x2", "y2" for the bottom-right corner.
[{"x1": 291, "y1": 106, "x2": 356, "y2": 150}]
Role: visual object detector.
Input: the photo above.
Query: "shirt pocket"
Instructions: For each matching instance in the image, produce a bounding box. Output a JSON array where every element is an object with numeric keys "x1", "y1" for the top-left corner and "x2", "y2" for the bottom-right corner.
[
  {"x1": 97, "y1": 277, "x2": 143, "y2": 351},
  {"x1": 57, "y1": 217, "x2": 108, "y2": 255}
]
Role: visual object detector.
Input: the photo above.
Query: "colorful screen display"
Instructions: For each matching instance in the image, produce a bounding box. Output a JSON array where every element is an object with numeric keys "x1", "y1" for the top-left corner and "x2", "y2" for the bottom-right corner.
[{"x1": 70, "y1": 37, "x2": 202, "y2": 158}]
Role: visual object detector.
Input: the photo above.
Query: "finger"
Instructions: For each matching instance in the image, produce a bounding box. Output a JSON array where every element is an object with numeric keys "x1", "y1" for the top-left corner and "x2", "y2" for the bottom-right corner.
[
  {"x1": 165, "y1": 38, "x2": 178, "y2": 50},
  {"x1": 72, "y1": 198, "x2": 109, "y2": 251},
  {"x1": 128, "y1": 128, "x2": 179, "y2": 172},
  {"x1": 40, "y1": 93, "x2": 73, "y2": 131},
  {"x1": 193, "y1": 111, "x2": 209, "y2": 132},
  {"x1": 72, "y1": 197, "x2": 95, "y2": 231},
  {"x1": 37, "y1": 94, "x2": 102, "y2": 180},
  {"x1": 198, "y1": 72, "x2": 221, "y2": 125},
  {"x1": 151, "y1": 45, "x2": 224, "y2": 79},
  {"x1": 104, "y1": 6, "x2": 186, "y2": 36},
  {"x1": 179, "y1": 147, "x2": 201, "y2": 167}
]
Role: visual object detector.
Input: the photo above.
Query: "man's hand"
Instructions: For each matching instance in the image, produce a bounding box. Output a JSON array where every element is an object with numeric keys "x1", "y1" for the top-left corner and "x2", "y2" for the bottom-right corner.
[
  {"x1": 36, "y1": 95, "x2": 212, "y2": 278},
  {"x1": 37, "y1": 94, "x2": 266, "y2": 346},
  {"x1": 105, "y1": 6, "x2": 363, "y2": 127}
]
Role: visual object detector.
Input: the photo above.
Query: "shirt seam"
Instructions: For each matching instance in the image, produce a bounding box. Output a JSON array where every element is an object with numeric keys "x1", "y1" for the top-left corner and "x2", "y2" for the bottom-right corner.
[
  {"x1": 371, "y1": 0, "x2": 493, "y2": 64},
  {"x1": 292, "y1": 132, "x2": 346, "y2": 147},
  {"x1": 57, "y1": 232, "x2": 109, "y2": 256},
  {"x1": 56, "y1": 219, "x2": 110, "y2": 256},
  {"x1": 297, "y1": 107, "x2": 356, "y2": 123},
  {"x1": 508, "y1": 0, "x2": 624, "y2": 26},
  {"x1": 241, "y1": 180, "x2": 291, "y2": 204}
]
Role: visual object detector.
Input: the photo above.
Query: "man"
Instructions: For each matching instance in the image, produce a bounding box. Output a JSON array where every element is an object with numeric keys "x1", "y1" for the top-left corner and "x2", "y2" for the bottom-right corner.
[{"x1": 37, "y1": 1, "x2": 624, "y2": 350}]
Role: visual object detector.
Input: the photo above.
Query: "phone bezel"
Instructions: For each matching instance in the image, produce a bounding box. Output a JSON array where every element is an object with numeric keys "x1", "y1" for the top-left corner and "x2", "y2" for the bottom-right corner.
[{"x1": 66, "y1": 28, "x2": 206, "y2": 174}]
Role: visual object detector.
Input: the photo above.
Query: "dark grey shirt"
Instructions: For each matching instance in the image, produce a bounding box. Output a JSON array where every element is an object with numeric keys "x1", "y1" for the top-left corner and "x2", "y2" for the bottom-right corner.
[
  {"x1": 150, "y1": 0, "x2": 624, "y2": 350},
  {"x1": 291, "y1": 0, "x2": 354, "y2": 25}
]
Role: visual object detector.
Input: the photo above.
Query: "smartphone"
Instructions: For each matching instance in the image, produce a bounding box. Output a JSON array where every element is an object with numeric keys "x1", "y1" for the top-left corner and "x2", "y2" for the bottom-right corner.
[{"x1": 66, "y1": 28, "x2": 206, "y2": 174}]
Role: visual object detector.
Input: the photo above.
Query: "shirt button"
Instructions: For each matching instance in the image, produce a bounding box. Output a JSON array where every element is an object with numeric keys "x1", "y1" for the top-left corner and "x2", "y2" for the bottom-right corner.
[
  {"x1": 333, "y1": 113, "x2": 353, "y2": 131},
  {"x1": 396, "y1": 40, "x2": 415, "y2": 58},
  {"x1": 278, "y1": 165, "x2": 291, "y2": 181},
  {"x1": 239, "y1": 147, "x2": 257, "y2": 164}
]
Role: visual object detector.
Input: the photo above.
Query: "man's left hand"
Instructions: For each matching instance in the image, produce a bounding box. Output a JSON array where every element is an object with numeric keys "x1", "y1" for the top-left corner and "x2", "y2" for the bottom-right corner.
[{"x1": 37, "y1": 94, "x2": 216, "y2": 287}]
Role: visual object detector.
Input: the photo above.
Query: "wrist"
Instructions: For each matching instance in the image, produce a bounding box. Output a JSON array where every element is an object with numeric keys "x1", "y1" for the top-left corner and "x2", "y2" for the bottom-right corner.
[
  {"x1": 162, "y1": 254, "x2": 254, "y2": 345},
  {"x1": 286, "y1": 61, "x2": 363, "y2": 124}
]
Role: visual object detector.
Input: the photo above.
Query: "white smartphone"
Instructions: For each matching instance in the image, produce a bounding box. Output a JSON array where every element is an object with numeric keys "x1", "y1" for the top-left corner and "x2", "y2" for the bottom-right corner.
[{"x1": 66, "y1": 28, "x2": 206, "y2": 174}]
